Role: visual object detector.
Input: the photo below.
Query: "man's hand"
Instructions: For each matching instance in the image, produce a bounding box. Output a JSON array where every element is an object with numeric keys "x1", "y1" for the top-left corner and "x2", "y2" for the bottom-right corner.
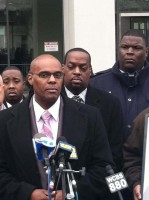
[
  {"x1": 0, "y1": 75, "x2": 4, "y2": 110},
  {"x1": 30, "y1": 189, "x2": 48, "y2": 200},
  {"x1": 133, "y1": 184, "x2": 141, "y2": 200}
]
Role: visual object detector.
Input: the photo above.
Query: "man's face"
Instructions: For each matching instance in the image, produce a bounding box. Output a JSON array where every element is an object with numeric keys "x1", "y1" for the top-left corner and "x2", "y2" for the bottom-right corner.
[
  {"x1": 63, "y1": 51, "x2": 91, "y2": 94},
  {"x1": 2, "y1": 69, "x2": 25, "y2": 104},
  {"x1": 28, "y1": 55, "x2": 63, "y2": 109},
  {"x1": 119, "y1": 35, "x2": 148, "y2": 72}
]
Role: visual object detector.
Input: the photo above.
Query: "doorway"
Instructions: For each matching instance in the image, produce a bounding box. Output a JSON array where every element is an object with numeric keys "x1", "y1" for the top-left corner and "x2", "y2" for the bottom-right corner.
[
  {"x1": 0, "y1": 0, "x2": 64, "y2": 76},
  {"x1": 130, "y1": 17, "x2": 149, "y2": 46}
]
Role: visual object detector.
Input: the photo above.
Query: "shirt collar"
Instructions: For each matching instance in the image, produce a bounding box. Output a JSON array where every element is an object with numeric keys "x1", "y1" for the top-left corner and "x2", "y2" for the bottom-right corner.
[
  {"x1": 64, "y1": 86, "x2": 87, "y2": 102},
  {"x1": 119, "y1": 66, "x2": 144, "y2": 74},
  {"x1": 33, "y1": 94, "x2": 60, "y2": 122},
  {"x1": 0, "y1": 103, "x2": 6, "y2": 110},
  {"x1": 6, "y1": 101, "x2": 12, "y2": 108},
  {"x1": 6, "y1": 99, "x2": 24, "y2": 108}
]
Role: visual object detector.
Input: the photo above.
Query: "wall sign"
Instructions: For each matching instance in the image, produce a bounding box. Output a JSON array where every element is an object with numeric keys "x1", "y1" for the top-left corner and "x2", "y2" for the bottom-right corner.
[{"x1": 44, "y1": 42, "x2": 59, "y2": 52}]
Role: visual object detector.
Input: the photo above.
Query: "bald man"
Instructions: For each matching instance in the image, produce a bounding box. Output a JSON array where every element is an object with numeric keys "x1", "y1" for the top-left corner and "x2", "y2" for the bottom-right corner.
[{"x1": 0, "y1": 54, "x2": 113, "y2": 200}]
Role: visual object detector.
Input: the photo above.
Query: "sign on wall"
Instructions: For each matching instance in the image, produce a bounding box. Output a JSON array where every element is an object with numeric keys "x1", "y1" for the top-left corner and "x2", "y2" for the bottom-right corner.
[{"x1": 44, "y1": 42, "x2": 59, "y2": 52}]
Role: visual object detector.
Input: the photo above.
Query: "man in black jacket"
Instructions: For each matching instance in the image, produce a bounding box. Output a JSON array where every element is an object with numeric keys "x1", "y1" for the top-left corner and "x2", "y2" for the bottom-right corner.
[
  {"x1": 0, "y1": 54, "x2": 114, "y2": 200},
  {"x1": 62, "y1": 47, "x2": 123, "y2": 172},
  {"x1": 1, "y1": 66, "x2": 25, "y2": 108},
  {"x1": 90, "y1": 30, "x2": 149, "y2": 142}
]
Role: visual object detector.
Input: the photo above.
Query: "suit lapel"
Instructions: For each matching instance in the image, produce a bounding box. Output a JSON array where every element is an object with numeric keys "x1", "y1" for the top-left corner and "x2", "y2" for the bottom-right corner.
[
  {"x1": 61, "y1": 96, "x2": 87, "y2": 157},
  {"x1": 7, "y1": 99, "x2": 40, "y2": 184},
  {"x1": 86, "y1": 85, "x2": 102, "y2": 108}
]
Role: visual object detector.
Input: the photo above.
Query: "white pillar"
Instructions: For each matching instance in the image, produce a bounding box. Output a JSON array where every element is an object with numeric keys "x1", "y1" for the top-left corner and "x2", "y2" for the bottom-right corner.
[{"x1": 63, "y1": 0, "x2": 116, "y2": 73}]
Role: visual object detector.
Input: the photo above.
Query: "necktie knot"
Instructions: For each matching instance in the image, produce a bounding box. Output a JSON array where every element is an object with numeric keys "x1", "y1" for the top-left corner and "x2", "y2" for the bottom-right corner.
[
  {"x1": 41, "y1": 111, "x2": 51, "y2": 123},
  {"x1": 71, "y1": 95, "x2": 84, "y2": 104}
]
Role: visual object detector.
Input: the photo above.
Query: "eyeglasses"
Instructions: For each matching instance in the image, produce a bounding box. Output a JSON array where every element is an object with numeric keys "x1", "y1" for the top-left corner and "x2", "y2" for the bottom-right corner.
[{"x1": 30, "y1": 71, "x2": 64, "y2": 79}]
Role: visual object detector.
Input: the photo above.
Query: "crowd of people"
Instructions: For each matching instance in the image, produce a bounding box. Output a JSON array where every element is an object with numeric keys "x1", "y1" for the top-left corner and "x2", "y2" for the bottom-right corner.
[{"x1": 0, "y1": 29, "x2": 149, "y2": 200}]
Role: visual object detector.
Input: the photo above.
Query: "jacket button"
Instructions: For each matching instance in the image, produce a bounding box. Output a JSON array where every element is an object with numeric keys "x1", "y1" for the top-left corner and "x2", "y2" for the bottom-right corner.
[{"x1": 127, "y1": 125, "x2": 131, "y2": 128}]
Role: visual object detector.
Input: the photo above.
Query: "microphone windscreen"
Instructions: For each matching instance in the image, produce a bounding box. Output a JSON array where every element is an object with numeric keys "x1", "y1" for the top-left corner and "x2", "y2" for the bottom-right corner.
[
  {"x1": 33, "y1": 133, "x2": 46, "y2": 139},
  {"x1": 55, "y1": 136, "x2": 78, "y2": 160},
  {"x1": 33, "y1": 133, "x2": 55, "y2": 161}
]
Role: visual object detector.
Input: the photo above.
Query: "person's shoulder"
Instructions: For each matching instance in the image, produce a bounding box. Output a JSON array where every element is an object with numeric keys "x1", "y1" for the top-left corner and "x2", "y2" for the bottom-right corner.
[
  {"x1": 0, "y1": 97, "x2": 30, "y2": 119},
  {"x1": 0, "y1": 106, "x2": 14, "y2": 120},
  {"x1": 88, "y1": 85, "x2": 120, "y2": 102},
  {"x1": 91, "y1": 68, "x2": 113, "y2": 80},
  {"x1": 64, "y1": 94, "x2": 100, "y2": 113}
]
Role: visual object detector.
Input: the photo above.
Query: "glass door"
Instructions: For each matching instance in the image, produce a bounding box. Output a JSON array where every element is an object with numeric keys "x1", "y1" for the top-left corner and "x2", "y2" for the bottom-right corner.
[
  {"x1": 0, "y1": 0, "x2": 64, "y2": 76},
  {"x1": 0, "y1": 0, "x2": 33, "y2": 75},
  {"x1": 130, "y1": 17, "x2": 149, "y2": 46},
  {"x1": 130, "y1": 17, "x2": 149, "y2": 61}
]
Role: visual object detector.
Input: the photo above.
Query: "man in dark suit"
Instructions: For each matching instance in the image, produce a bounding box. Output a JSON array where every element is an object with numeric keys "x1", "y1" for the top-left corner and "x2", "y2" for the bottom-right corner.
[
  {"x1": 1, "y1": 66, "x2": 25, "y2": 108},
  {"x1": 0, "y1": 54, "x2": 113, "y2": 200},
  {"x1": 62, "y1": 47, "x2": 123, "y2": 172}
]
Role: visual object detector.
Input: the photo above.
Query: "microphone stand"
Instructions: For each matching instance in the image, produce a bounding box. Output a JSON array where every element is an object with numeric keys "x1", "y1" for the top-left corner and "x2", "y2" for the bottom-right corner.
[
  {"x1": 61, "y1": 168, "x2": 67, "y2": 200},
  {"x1": 44, "y1": 161, "x2": 52, "y2": 200},
  {"x1": 55, "y1": 164, "x2": 85, "y2": 200},
  {"x1": 66, "y1": 172, "x2": 75, "y2": 199},
  {"x1": 67, "y1": 162, "x2": 77, "y2": 195}
]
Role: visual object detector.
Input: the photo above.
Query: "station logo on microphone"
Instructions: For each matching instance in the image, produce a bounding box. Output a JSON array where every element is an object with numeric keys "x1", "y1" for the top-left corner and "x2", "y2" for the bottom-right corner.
[{"x1": 105, "y1": 172, "x2": 128, "y2": 193}]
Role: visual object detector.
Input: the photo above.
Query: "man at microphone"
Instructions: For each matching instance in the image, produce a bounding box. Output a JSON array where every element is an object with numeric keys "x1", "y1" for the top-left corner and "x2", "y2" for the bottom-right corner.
[{"x1": 0, "y1": 54, "x2": 113, "y2": 200}]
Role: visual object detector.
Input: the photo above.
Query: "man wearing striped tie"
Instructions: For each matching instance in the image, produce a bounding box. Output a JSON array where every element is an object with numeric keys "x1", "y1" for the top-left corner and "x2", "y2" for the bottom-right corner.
[{"x1": 62, "y1": 48, "x2": 123, "y2": 172}]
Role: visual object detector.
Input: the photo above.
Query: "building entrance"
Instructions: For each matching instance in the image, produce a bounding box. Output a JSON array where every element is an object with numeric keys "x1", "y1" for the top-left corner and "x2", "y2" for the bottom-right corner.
[{"x1": 0, "y1": 0, "x2": 63, "y2": 76}]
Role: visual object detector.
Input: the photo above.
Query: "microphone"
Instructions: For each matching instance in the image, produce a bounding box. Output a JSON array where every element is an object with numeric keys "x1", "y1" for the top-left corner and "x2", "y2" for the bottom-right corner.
[
  {"x1": 105, "y1": 165, "x2": 128, "y2": 200},
  {"x1": 53, "y1": 136, "x2": 73, "y2": 170},
  {"x1": 33, "y1": 133, "x2": 55, "y2": 166},
  {"x1": 52, "y1": 137, "x2": 79, "y2": 200}
]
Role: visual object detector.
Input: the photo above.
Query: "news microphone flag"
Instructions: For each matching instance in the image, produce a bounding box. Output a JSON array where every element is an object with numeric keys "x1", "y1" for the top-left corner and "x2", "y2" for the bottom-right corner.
[
  {"x1": 54, "y1": 137, "x2": 78, "y2": 161},
  {"x1": 33, "y1": 133, "x2": 55, "y2": 161},
  {"x1": 105, "y1": 172, "x2": 128, "y2": 193}
]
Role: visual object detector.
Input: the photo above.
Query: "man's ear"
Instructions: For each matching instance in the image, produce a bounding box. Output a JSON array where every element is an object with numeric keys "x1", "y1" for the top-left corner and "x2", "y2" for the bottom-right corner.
[
  {"x1": 27, "y1": 73, "x2": 33, "y2": 86},
  {"x1": 62, "y1": 64, "x2": 65, "y2": 73}
]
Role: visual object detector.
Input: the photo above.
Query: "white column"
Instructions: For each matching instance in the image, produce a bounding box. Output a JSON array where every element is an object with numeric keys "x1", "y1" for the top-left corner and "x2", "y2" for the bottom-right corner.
[{"x1": 63, "y1": 0, "x2": 116, "y2": 73}]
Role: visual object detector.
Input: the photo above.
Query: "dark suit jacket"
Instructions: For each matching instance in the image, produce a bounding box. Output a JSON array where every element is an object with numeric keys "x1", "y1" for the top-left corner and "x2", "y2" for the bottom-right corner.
[
  {"x1": 62, "y1": 85, "x2": 123, "y2": 171},
  {"x1": 0, "y1": 95, "x2": 113, "y2": 200}
]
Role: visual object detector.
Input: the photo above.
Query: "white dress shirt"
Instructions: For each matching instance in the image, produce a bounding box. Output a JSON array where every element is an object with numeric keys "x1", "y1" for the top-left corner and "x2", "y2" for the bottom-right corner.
[
  {"x1": 33, "y1": 95, "x2": 60, "y2": 144},
  {"x1": 64, "y1": 86, "x2": 87, "y2": 102}
]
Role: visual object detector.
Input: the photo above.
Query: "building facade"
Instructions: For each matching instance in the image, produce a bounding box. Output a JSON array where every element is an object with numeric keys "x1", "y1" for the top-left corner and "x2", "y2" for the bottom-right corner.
[{"x1": 0, "y1": 0, "x2": 149, "y2": 75}]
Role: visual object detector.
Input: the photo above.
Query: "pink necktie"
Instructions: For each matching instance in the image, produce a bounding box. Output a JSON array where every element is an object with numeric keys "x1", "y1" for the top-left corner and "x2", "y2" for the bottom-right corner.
[{"x1": 41, "y1": 110, "x2": 53, "y2": 139}]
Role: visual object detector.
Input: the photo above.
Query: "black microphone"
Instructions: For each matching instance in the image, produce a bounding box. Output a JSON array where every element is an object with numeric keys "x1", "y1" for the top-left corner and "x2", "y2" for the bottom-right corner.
[
  {"x1": 105, "y1": 165, "x2": 128, "y2": 200},
  {"x1": 53, "y1": 137, "x2": 79, "y2": 200},
  {"x1": 54, "y1": 136, "x2": 73, "y2": 171}
]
